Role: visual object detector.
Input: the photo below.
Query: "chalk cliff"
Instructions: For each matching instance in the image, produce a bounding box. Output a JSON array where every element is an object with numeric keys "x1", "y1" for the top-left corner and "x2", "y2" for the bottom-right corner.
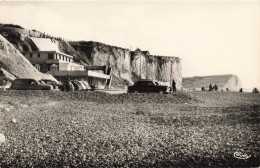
[
  {"x1": 183, "y1": 74, "x2": 242, "y2": 91},
  {"x1": 70, "y1": 42, "x2": 182, "y2": 89},
  {"x1": 0, "y1": 24, "x2": 182, "y2": 89}
]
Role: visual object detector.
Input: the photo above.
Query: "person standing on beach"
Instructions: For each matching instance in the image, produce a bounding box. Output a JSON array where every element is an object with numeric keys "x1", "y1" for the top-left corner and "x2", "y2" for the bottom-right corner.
[
  {"x1": 252, "y1": 88, "x2": 259, "y2": 93},
  {"x1": 214, "y1": 84, "x2": 218, "y2": 91},
  {"x1": 209, "y1": 84, "x2": 213, "y2": 91},
  {"x1": 172, "y1": 80, "x2": 176, "y2": 92}
]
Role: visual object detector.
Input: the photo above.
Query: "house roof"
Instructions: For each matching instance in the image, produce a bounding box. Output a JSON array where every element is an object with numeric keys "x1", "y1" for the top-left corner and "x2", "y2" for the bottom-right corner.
[{"x1": 30, "y1": 37, "x2": 59, "y2": 51}]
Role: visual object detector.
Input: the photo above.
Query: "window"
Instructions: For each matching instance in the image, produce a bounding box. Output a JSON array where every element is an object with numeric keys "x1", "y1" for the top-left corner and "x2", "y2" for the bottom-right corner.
[
  {"x1": 30, "y1": 54, "x2": 32, "y2": 58},
  {"x1": 13, "y1": 79, "x2": 26, "y2": 85},
  {"x1": 140, "y1": 82, "x2": 147, "y2": 85},
  {"x1": 37, "y1": 53, "x2": 40, "y2": 58},
  {"x1": 48, "y1": 53, "x2": 54, "y2": 59},
  {"x1": 147, "y1": 81, "x2": 154, "y2": 86},
  {"x1": 135, "y1": 81, "x2": 144, "y2": 86}
]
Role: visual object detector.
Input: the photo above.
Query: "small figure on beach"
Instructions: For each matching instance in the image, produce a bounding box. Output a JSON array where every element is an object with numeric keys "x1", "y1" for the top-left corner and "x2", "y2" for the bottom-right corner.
[
  {"x1": 209, "y1": 84, "x2": 213, "y2": 91},
  {"x1": 239, "y1": 88, "x2": 243, "y2": 92},
  {"x1": 201, "y1": 87, "x2": 205, "y2": 91},
  {"x1": 252, "y1": 88, "x2": 259, "y2": 93},
  {"x1": 172, "y1": 80, "x2": 176, "y2": 92},
  {"x1": 214, "y1": 84, "x2": 218, "y2": 91}
]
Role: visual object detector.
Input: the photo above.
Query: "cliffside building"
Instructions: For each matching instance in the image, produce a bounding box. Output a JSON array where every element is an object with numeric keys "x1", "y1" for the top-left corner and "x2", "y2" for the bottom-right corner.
[
  {"x1": 49, "y1": 65, "x2": 112, "y2": 90},
  {"x1": 22, "y1": 38, "x2": 112, "y2": 89},
  {"x1": 22, "y1": 51, "x2": 84, "y2": 72}
]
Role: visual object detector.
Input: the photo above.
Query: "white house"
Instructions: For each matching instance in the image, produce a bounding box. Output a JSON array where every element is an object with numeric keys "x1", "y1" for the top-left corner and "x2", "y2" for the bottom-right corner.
[
  {"x1": 21, "y1": 37, "x2": 112, "y2": 89},
  {"x1": 22, "y1": 51, "x2": 84, "y2": 72}
]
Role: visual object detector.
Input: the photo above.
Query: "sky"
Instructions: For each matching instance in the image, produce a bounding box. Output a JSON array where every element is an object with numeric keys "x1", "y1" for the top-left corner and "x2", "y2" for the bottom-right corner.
[{"x1": 0, "y1": 1, "x2": 259, "y2": 88}]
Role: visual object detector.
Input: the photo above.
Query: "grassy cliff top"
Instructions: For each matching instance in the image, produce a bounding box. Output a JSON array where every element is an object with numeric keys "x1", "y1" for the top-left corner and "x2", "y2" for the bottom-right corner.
[
  {"x1": 0, "y1": 23, "x2": 24, "y2": 29},
  {"x1": 70, "y1": 41, "x2": 130, "y2": 51}
]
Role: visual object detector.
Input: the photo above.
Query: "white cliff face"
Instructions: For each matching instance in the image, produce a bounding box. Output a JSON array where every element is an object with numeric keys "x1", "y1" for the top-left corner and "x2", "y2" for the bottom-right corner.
[
  {"x1": 171, "y1": 60, "x2": 182, "y2": 90},
  {"x1": 91, "y1": 46, "x2": 131, "y2": 76},
  {"x1": 131, "y1": 53, "x2": 182, "y2": 90},
  {"x1": 183, "y1": 74, "x2": 241, "y2": 91},
  {"x1": 70, "y1": 42, "x2": 182, "y2": 89},
  {"x1": 222, "y1": 75, "x2": 242, "y2": 91}
]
